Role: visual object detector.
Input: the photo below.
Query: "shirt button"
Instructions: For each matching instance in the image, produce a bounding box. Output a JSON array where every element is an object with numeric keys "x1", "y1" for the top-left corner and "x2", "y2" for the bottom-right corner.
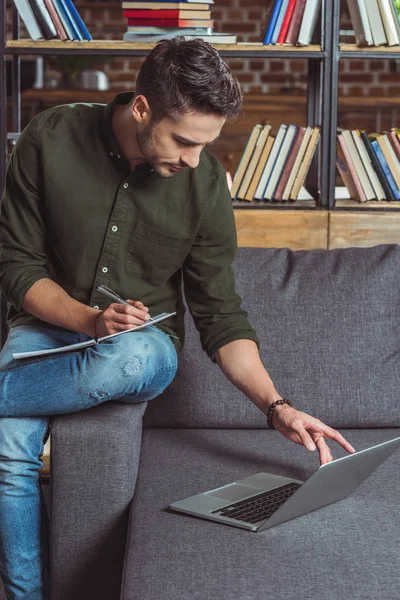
[
  {"x1": 102, "y1": 267, "x2": 108, "y2": 273},
  {"x1": 109, "y1": 152, "x2": 114, "y2": 157},
  {"x1": 93, "y1": 305, "x2": 100, "y2": 310},
  {"x1": 111, "y1": 225, "x2": 118, "y2": 232},
  {"x1": 123, "y1": 183, "x2": 128, "y2": 189},
  {"x1": 117, "y1": 154, "x2": 121, "y2": 159}
]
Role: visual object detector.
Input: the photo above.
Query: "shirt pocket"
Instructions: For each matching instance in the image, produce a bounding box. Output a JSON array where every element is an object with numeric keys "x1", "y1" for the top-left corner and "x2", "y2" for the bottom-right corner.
[{"x1": 125, "y1": 220, "x2": 191, "y2": 285}]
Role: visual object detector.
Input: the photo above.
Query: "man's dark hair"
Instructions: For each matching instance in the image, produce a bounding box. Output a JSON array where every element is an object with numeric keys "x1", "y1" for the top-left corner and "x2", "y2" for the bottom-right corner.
[{"x1": 135, "y1": 37, "x2": 243, "y2": 123}]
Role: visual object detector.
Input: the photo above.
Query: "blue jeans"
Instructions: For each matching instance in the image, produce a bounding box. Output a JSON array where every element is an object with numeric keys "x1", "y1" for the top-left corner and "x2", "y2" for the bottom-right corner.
[{"x1": 0, "y1": 323, "x2": 178, "y2": 600}]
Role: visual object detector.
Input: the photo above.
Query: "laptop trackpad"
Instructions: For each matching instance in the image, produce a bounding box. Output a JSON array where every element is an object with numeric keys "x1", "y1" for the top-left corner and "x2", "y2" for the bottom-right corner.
[{"x1": 206, "y1": 484, "x2": 257, "y2": 502}]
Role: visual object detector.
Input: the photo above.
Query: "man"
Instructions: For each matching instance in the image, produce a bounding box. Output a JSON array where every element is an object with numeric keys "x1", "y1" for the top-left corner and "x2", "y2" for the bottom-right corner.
[{"x1": 0, "y1": 37, "x2": 355, "y2": 599}]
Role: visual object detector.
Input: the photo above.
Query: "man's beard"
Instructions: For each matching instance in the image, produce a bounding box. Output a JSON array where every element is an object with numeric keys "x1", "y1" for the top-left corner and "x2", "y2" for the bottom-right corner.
[{"x1": 136, "y1": 123, "x2": 176, "y2": 179}]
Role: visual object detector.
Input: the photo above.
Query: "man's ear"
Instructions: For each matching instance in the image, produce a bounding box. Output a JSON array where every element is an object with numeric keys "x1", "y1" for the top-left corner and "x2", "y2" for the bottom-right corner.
[{"x1": 131, "y1": 95, "x2": 152, "y2": 125}]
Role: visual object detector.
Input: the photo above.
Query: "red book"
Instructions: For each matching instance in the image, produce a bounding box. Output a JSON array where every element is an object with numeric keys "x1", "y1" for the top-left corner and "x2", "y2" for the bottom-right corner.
[
  {"x1": 285, "y1": 0, "x2": 307, "y2": 44},
  {"x1": 127, "y1": 18, "x2": 213, "y2": 26},
  {"x1": 123, "y1": 9, "x2": 210, "y2": 19},
  {"x1": 277, "y1": 0, "x2": 296, "y2": 45}
]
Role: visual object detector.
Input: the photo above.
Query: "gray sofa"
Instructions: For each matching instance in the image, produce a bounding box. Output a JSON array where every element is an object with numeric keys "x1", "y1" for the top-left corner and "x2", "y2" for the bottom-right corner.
[{"x1": 48, "y1": 245, "x2": 400, "y2": 600}]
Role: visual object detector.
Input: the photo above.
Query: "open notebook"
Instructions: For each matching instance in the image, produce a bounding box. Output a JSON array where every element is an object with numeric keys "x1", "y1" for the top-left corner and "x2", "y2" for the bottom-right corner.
[{"x1": 12, "y1": 312, "x2": 176, "y2": 360}]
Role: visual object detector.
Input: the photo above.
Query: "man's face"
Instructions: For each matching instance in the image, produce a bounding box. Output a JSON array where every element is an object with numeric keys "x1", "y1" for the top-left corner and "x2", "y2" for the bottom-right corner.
[{"x1": 136, "y1": 110, "x2": 226, "y2": 178}]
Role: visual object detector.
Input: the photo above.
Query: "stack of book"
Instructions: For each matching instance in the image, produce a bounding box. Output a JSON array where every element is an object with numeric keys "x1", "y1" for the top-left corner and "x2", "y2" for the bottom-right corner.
[
  {"x1": 12, "y1": 0, "x2": 92, "y2": 41},
  {"x1": 231, "y1": 123, "x2": 321, "y2": 202},
  {"x1": 262, "y1": 0, "x2": 321, "y2": 46},
  {"x1": 336, "y1": 128, "x2": 400, "y2": 202},
  {"x1": 122, "y1": 0, "x2": 237, "y2": 43},
  {"x1": 346, "y1": 0, "x2": 400, "y2": 46}
]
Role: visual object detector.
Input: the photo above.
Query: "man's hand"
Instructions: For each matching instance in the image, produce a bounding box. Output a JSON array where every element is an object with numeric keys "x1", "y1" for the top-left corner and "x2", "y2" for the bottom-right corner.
[
  {"x1": 271, "y1": 404, "x2": 356, "y2": 466},
  {"x1": 94, "y1": 299, "x2": 151, "y2": 338}
]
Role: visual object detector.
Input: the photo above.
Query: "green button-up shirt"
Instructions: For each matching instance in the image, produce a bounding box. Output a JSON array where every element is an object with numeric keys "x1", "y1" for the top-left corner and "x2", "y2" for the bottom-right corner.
[{"x1": 0, "y1": 91, "x2": 259, "y2": 361}]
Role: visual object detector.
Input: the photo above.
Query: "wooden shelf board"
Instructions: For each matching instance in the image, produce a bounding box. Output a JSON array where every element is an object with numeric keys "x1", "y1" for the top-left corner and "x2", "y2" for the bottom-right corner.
[
  {"x1": 233, "y1": 200, "x2": 317, "y2": 209},
  {"x1": 334, "y1": 200, "x2": 400, "y2": 210},
  {"x1": 6, "y1": 39, "x2": 322, "y2": 56}
]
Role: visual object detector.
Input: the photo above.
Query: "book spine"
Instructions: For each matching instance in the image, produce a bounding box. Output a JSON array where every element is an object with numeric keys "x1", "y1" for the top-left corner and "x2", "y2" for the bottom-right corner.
[
  {"x1": 274, "y1": 126, "x2": 306, "y2": 200},
  {"x1": 277, "y1": 0, "x2": 296, "y2": 44},
  {"x1": 57, "y1": 0, "x2": 83, "y2": 40},
  {"x1": 336, "y1": 142, "x2": 361, "y2": 202},
  {"x1": 352, "y1": 130, "x2": 385, "y2": 200},
  {"x1": 365, "y1": 0, "x2": 387, "y2": 45},
  {"x1": 12, "y1": 0, "x2": 44, "y2": 39},
  {"x1": 43, "y1": 0, "x2": 68, "y2": 40},
  {"x1": 27, "y1": 0, "x2": 57, "y2": 39},
  {"x1": 265, "y1": 125, "x2": 297, "y2": 200},
  {"x1": 63, "y1": 0, "x2": 92, "y2": 40},
  {"x1": 361, "y1": 131, "x2": 394, "y2": 201},
  {"x1": 378, "y1": 0, "x2": 400, "y2": 44},
  {"x1": 285, "y1": 0, "x2": 308, "y2": 44},
  {"x1": 371, "y1": 140, "x2": 400, "y2": 200},
  {"x1": 127, "y1": 18, "x2": 213, "y2": 25},
  {"x1": 388, "y1": 130, "x2": 400, "y2": 160},
  {"x1": 263, "y1": 0, "x2": 284, "y2": 45},
  {"x1": 271, "y1": 0, "x2": 290, "y2": 44},
  {"x1": 52, "y1": 0, "x2": 75, "y2": 39},
  {"x1": 337, "y1": 132, "x2": 367, "y2": 202},
  {"x1": 123, "y1": 9, "x2": 210, "y2": 18},
  {"x1": 290, "y1": 128, "x2": 320, "y2": 200},
  {"x1": 297, "y1": 0, "x2": 322, "y2": 46},
  {"x1": 346, "y1": 0, "x2": 373, "y2": 46},
  {"x1": 231, "y1": 125, "x2": 262, "y2": 200}
]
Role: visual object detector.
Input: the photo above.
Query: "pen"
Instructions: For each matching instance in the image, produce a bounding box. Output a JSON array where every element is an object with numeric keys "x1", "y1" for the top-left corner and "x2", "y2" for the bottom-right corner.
[{"x1": 95, "y1": 284, "x2": 155, "y2": 322}]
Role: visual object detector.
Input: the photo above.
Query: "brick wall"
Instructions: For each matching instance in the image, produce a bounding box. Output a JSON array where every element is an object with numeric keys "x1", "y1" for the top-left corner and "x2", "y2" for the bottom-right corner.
[{"x1": 5, "y1": 1, "x2": 399, "y2": 97}]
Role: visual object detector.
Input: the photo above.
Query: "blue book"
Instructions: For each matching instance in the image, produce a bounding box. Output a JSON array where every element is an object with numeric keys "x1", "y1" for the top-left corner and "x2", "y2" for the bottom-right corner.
[
  {"x1": 271, "y1": 0, "x2": 290, "y2": 44},
  {"x1": 57, "y1": 0, "x2": 83, "y2": 40},
  {"x1": 263, "y1": 0, "x2": 284, "y2": 45},
  {"x1": 63, "y1": 0, "x2": 92, "y2": 41},
  {"x1": 52, "y1": 0, "x2": 75, "y2": 39},
  {"x1": 371, "y1": 140, "x2": 400, "y2": 200}
]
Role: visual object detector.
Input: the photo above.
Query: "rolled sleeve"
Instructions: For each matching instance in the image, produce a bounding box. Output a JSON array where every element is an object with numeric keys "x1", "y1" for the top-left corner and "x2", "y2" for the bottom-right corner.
[
  {"x1": 182, "y1": 174, "x2": 260, "y2": 362},
  {"x1": 0, "y1": 118, "x2": 51, "y2": 311}
]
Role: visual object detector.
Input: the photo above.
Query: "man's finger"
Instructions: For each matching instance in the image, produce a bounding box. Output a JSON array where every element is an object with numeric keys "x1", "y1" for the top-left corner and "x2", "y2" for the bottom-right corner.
[
  {"x1": 315, "y1": 422, "x2": 356, "y2": 454},
  {"x1": 294, "y1": 422, "x2": 316, "y2": 452},
  {"x1": 315, "y1": 437, "x2": 332, "y2": 465}
]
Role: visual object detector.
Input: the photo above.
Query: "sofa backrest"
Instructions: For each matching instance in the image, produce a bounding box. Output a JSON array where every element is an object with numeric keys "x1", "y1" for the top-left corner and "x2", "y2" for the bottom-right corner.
[{"x1": 144, "y1": 244, "x2": 400, "y2": 429}]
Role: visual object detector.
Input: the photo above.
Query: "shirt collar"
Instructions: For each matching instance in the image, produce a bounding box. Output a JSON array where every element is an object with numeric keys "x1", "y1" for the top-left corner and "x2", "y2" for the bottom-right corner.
[{"x1": 100, "y1": 91, "x2": 135, "y2": 160}]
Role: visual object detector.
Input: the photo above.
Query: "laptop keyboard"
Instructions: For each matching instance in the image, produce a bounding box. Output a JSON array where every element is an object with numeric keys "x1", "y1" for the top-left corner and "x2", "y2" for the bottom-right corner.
[{"x1": 210, "y1": 482, "x2": 301, "y2": 525}]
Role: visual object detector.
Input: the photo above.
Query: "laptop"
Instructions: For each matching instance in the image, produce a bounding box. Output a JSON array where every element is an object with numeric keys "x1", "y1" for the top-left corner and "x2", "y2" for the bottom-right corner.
[{"x1": 169, "y1": 436, "x2": 400, "y2": 532}]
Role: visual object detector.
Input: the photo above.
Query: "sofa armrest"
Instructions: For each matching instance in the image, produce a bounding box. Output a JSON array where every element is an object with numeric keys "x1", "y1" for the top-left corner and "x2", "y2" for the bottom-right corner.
[{"x1": 49, "y1": 401, "x2": 147, "y2": 600}]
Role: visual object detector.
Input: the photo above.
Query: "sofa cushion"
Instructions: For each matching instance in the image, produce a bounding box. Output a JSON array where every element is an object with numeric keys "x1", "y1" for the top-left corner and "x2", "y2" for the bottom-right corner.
[
  {"x1": 121, "y1": 428, "x2": 400, "y2": 600},
  {"x1": 144, "y1": 244, "x2": 400, "y2": 429}
]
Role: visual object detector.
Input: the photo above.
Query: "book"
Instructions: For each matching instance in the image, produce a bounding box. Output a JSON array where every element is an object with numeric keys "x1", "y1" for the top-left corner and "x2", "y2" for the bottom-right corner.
[
  {"x1": 63, "y1": 0, "x2": 92, "y2": 40},
  {"x1": 123, "y1": 31, "x2": 237, "y2": 42},
  {"x1": 271, "y1": 0, "x2": 290, "y2": 45},
  {"x1": 264, "y1": 124, "x2": 298, "y2": 200},
  {"x1": 365, "y1": 0, "x2": 387, "y2": 45},
  {"x1": 52, "y1": 0, "x2": 76, "y2": 39},
  {"x1": 282, "y1": 126, "x2": 314, "y2": 200},
  {"x1": 43, "y1": 0, "x2": 68, "y2": 40},
  {"x1": 263, "y1": 0, "x2": 284, "y2": 45},
  {"x1": 254, "y1": 124, "x2": 288, "y2": 199},
  {"x1": 277, "y1": 0, "x2": 297, "y2": 44},
  {"x1": 122, "y1": 0, "x2": 213, "y2": 5},
  {"x1": 371, "y1": 140, "x2": 400, "y2": 200},
  {"x1": 12, "y1": 0, "x2": 43, "y2": 39},
  {"x1": 297, "y1": 0, "x2": 321, "y2": 46},
  {"x1": 337, "y1": 130, "x2": 366, "y2": 202},
  {"x1": 351, "y1": 130, "x2": 386, "y2": 200},
  {"x1": 244, "y1": 136, "x2": 275, "y2": 201},
  {"x1": 123, "y1": 9, "x2": 212, "y2": 19},
  {"x1": 388, "y1": 0, "x2": 400, "y2": 41},
  {"x1": 27, "y1": 0, "x2": 57, "y2": 39},
  {"x1": 230, "y1": 125, "x2": 263, "y2": 200},
  {"x1": 12, "y1": 312, "x2": 177, "y2": 360},
  {"x1": 336, "y1": 142, "x2": 361, "y2": 201},
  {"x1": 360, "y1": 130, "x2": 394, "y2": 200},
  {"x1": 370, "y1": 133, "x2": 400, "y2": 188},
  {"x1": 57, "y1": 0, "x2": 83, "y2": 40},
  {"x1": 126, "y1": 18, "x2": 214, "y2": 26},
  {"x1": 377, "y1": 0, "x2": 400, "y2": 44},
  {"x1": 126, "y1": 25, "x2": 212, "y2": 33},
  {"x1": 290, "y1": 126, "x2": 320, "y2": 200},
  {"x1": 274, "y1": 126, "x2": 306, "y2": 200},
  {"x1": 345, "y1": 0, "x2": 373, "y2": 46},
  {"x1": 341, "y1": 129, "x2": 376, "y2": 200},
  {"x1": 285, "y1": 0, "x2": 308, "y2": 44},
  {"x1": 237, "y1": 125, "x2": 271, "y2": 200},
  {"x1": 387, "y1": 129, "x2": 400, "y2": 160}
]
